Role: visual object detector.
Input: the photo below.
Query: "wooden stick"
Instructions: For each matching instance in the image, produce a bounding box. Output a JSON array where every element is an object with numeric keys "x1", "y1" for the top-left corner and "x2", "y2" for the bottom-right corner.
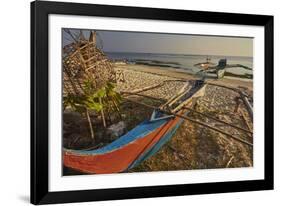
[
  {"x1": 111, "y1": 97, "x2": 123, "y2": 120},
  {"x1": 130, "y1": 79, "x2": 188, "y2": 95},
  {"x1": 238, "y1": 108, "x2": 252, "y2": 132},
  {"x1": 226, "y1": 156, "x2": 234, "y2": 168},
  {"x1": 120, "y1": 91, "x2": 165, "y2": 102},
  {"x1": 130, "y1": 83, "x2": 164, "y2": 94},
  {"x1": 183, "y1": 106, "x2": 253, "y2": 135},
  {"x1": 239, "y1": 92, "x2": 253, "y2": 121},
  {"x1": 124, "y1": 97, "x2": 253, "y2": 147},
  {"x1": 81, "y1": 143, "x2": 103, "y2": 151},
  {"x1": 234, "y1": 97, "x2": 242, "y2": 113},
  {"x1": 85, "y1": 109, "x2": 95, "y2": 140},
  {"x1": 207, "y1": 82, "x2": 252, "y2": 99},
  {"x1": 99, "y1": 97, "x2": 107, "y2": 128},
  {"x1": 206, "y1": 82, "x2": 239, "y2": 93},
  {"x1": 174, "y1": 111, "x2": 253, "y2": 147}
]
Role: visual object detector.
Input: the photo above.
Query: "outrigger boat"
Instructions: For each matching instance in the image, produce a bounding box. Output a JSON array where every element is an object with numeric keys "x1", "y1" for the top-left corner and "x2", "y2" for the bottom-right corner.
[
  {"x1": 64, "y1": 80, "x2": 207, "y2": 174},
  {"x1": 195, "y1": 58, "x2": 252, "y2": 79},
  {"x1": 63, "y1": 32, "x2": 253, "y2": 174}
]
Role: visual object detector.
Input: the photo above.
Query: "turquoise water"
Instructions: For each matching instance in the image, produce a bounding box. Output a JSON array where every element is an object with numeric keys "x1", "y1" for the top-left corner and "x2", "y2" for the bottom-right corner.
[{"x1": 106, "y1": 52, "x2": 253, "y2": 79}]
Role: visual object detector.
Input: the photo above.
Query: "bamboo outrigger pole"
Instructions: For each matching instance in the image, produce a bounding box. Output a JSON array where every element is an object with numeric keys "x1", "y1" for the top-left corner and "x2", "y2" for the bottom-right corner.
[
  {"x1": 183, "y1": 106, "x2": 253, "y2": 134},
  {"x1": 124, "y1": 97, "x2": 253, "y2": 147},
  {"x1": 123, "y1": 91, "x2": 253, "y2": 135},
  {"x1": 120, "y1": 91, "x2": 166, "y2": 102},
  {"x1": 206, "y1": 82, "x2": 253, "y2": 121}
]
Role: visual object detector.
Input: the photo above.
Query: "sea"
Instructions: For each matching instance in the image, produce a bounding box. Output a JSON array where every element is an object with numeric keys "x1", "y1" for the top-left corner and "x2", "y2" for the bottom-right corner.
[{"x1": 105, "y1": 52, "x2": 253, "y2": 80}]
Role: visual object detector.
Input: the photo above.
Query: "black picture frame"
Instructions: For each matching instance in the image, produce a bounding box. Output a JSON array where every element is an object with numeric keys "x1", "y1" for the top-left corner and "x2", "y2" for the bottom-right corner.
[{"x1": 31, "y1": 0, "x2": 274, "y2": 204}]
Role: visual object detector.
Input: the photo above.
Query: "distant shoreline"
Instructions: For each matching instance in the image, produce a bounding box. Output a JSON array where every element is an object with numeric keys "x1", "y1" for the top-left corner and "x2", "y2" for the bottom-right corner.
[
  {"x1": 114, "y1": 63, "x2": 253, "y2": 90},
  {"x1": 107, "y1": 52, "x2": 253, "y2": 80},
  {"x1": 105, "y1": 51, "x2": 253, "y2": 59}
]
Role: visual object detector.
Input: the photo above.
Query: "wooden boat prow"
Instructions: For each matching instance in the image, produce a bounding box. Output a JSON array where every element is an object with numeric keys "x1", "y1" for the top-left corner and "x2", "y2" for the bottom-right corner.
[{"x1": 63, "y1": 80, "x2": 206, "y2": 174}]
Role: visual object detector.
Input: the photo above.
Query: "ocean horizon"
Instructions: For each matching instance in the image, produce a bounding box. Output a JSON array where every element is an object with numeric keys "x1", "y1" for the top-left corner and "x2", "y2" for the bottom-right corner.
[{"x1": 105, "y1": 52, "x2": 253, "y2": 80}]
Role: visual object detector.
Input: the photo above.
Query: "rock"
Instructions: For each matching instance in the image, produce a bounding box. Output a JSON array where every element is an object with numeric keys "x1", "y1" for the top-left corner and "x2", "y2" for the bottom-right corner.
[{"x1": 106, "y1": 121, "x2": 126, "y2": 140}]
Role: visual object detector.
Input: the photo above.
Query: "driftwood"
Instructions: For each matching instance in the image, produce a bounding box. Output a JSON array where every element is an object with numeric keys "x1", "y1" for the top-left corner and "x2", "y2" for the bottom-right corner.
[{"x1": 226, "y1": 156, "x2": 234, "y2": 167}]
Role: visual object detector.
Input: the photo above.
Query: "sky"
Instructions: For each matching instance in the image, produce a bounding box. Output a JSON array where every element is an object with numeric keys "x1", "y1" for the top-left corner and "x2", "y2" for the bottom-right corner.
[{"x1": 63, "y1": 29, "x2": 253, "y2": 57}]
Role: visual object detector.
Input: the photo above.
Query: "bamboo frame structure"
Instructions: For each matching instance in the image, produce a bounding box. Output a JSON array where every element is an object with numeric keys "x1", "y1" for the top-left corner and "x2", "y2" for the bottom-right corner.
[{"x1": 63, "y1": 30, "x2": 119, "y2": 140}]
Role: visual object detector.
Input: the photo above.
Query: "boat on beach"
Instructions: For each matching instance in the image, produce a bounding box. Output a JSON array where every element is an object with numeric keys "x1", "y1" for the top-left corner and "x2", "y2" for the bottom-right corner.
[
  {"x1": 62, "y1": 30, "x2": 254, "y2": 174},
  {"x1": 63, "y1": 80, "x2": 206, "y2": 174}
]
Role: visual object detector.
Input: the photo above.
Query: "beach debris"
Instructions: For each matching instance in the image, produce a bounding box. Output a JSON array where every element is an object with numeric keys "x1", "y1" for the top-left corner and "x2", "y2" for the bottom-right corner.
[
  {"x1": 106, "y1": 121, "x2": 126, "y2": 140},
  {"x1": 116, "y1": 69, "x2": 125, "y2": 83},
  {"x1": 226, "y1": 156, "x2": 235, "y2": 167}
]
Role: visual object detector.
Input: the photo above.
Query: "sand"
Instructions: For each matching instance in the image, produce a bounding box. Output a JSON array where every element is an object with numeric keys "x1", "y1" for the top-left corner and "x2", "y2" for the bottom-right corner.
[
  {"x1": 63, "y1": 63, "x2": 254, "y2": 175},
  {"x1": 114, "y1": 63, "x2": 253, "y2": 172},
  {"x1": 115, "y1": 64, "x2": 253, "y2": 89}
]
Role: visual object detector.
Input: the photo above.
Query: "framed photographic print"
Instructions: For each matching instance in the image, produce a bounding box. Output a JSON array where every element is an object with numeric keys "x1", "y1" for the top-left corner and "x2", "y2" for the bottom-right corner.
[{"x1": 31, "y1": 0, "x2": 274, "y2": 204}]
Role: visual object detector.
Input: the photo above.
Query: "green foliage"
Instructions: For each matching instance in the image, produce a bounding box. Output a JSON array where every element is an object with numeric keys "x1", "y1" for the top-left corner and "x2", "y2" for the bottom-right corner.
[
  {"x1": 63, "y1": 94, "x2": 86, "y2": 113},
  {"x1": 63, "y1": 81, "x2": 122, "y2": 118}
]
